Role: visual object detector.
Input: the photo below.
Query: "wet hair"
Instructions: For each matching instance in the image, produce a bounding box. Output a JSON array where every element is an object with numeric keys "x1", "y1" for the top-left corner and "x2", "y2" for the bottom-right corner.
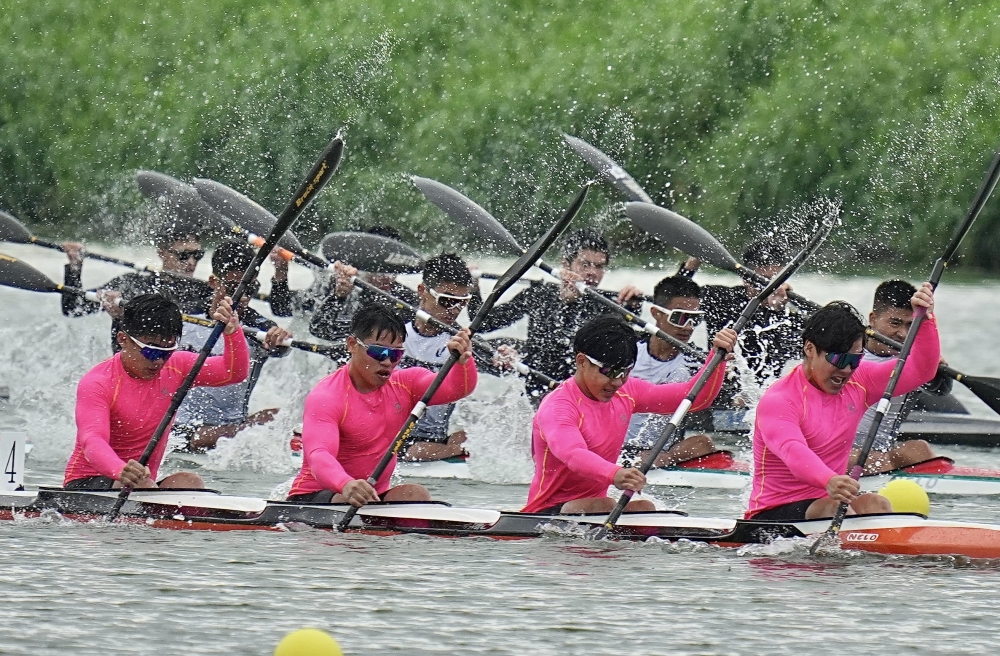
[
  {"x1": 873, "y1": 279, "x2": 916, "y2": 313},
  {"x1": 351, "y1": 305, "x2": 406, "y2": 344},
  {"x1": 423, "y1": 252, "x2": 474, "y2": 290},
  {"x1": 801, "y1": 301, "x2": 865, "y2": 353},
  {"x1": 365, "y1": 225, "x2": 403, "y2": 241},
  {"x1": 742, "y1": 238, "x2": 789, "y2": 269},
  {"x1": 574, "y1": 314, "x2": 638, "y2": 368},
  {"x1": 121, "y1": 293, "x2": 183, "y2": 340},
  {"x1": 562, "y1": 228, "x2": 610, "y2": 264},
  {"x1": 211, "y1": 239, "x2": 256, "y2": 276},
  {"x1": 653, "y1": 276, "x2": 700, "y2": 307},
  {"x1": 153, "y1": 218, "x2": 201, "y2": 248}
]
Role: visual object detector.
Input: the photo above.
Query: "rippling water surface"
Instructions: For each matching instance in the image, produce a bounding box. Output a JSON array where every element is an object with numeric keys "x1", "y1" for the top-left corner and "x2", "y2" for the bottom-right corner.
[{"x1": 3, "y1": 245, "x2": 1000, "y2": 655}]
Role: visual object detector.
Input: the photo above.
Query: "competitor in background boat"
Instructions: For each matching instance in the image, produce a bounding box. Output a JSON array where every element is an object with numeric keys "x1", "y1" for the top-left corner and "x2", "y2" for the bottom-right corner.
[
  {"x1": 746, "y1": 286, "x2": 940, "y2": 521},
  {"x1": 397, "y1": 253, "x2": 478, "y2": 462},
  {"x1": 61, "y1": 218, "x2": 214, "y2": 352},
  {"x1": 850, "y1": 280, "x2": 951, "y2": 473},
  {"x1": 63, "y1": 293, "x2": 250, "y2": 491},
  {"x1": 476, "y1": 229, "x2": 644, "y2": 404},
  {"x1": 522, "y1": 315, "x2": 736, "y2": 514},
  {"x1": 171, "y1": 240, "x2": 293, "y2": 452},
  {"x1": 679, "y1": 238, "x2": 803, "y2": 385},
  {"x1": 306, "y1": 226, "x2": 420, "y2": 338},
  {"x1": 622, "y1": 276, "x2": 722, "y2": 467},
  {"x1": 287, "y1": 305, "x2": 478, "y2": 507}
]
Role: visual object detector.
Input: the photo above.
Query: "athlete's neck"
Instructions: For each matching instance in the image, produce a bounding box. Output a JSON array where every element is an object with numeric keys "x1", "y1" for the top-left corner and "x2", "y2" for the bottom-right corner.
[
  {"x1": 413, "y1": 316, "x2": 442, "y2": 337},
  {"x1": 647, "y1": 337, "x2": 680, "y2": 362}
]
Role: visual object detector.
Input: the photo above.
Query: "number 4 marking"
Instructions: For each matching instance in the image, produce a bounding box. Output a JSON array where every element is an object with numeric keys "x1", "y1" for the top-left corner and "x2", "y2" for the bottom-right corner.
[{"x1": 5, "y1": 442, "x2": 15, "y2": 484}]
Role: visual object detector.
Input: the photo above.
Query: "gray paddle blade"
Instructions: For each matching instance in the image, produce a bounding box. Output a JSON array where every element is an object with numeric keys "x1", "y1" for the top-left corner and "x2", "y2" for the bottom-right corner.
[
  {"x1": 0, "y1": 211, "x2": 35, "y2": 244},
  {"x1": 135, "y1": 171, "x2": 235, "y2": 237},
  {"x1": 192, "y1": 178, "x2": 305, "y2": 253},
  {"x1": 411, "y1": 176, "x2": 522, "y2": 255},
  {"x1": 0, "y1": 251, "x2": 60, "y2": 293},
  {"x1": 562, "y1": 134, "x2": 653, "y2": 203},
  {"x1": 624, "y1": 202, "x2": 740, "y2": 272},
  {"x1": 320, "y1": 232, "x2": 424, "y2": 274}
]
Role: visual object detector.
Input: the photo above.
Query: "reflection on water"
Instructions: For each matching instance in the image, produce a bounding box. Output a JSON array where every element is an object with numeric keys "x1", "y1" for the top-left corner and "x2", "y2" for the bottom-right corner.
[{"x1": 4, "y1": 244, "x2": 1000, "y2": 654}]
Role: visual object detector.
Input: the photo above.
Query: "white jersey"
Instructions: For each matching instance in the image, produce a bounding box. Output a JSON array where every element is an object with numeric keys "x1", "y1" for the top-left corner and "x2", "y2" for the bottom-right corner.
[
  {"x1": 625, "y1": 342, "x2": 700, "y2": 447},
  {"x1": 403, "y1": 322, "x2": 455, "y2": 441}
]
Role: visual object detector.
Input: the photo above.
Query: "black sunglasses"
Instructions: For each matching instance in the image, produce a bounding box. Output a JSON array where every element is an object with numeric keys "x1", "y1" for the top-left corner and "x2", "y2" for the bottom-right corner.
[
  {"x1": 169, "y1": 248, "x2": 205, "y2": 262},
  {"x1": 825, "y1": 351, "x2": 864, "y2": 370}
]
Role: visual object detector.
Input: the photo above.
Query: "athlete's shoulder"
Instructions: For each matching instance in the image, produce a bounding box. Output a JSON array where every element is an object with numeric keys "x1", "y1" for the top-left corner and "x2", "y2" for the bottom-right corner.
[{"x1": 78, "y1": 355, "x2": 120, "y2": 391}]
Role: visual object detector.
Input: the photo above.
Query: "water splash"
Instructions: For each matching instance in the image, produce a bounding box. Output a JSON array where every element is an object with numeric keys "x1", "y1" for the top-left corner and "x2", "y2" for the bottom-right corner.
[{"x1": 452, "y1": 376, "x2": 534, "y2": 485}]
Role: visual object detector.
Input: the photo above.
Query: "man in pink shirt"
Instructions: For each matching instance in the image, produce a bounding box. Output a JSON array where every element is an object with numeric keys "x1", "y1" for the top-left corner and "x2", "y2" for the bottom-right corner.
[
  {"x1": 287, "y1": 305, "x2": 477, "y2": 507},
  {"x1": 747, "y1": 283, "x2": 940, "y2": 521},
  {"x1": 523, "y1": 315, "x2": 737, "y2": 515},
  {"x1": 64, "y1": 293, "x2": 249, "y2": 490}
]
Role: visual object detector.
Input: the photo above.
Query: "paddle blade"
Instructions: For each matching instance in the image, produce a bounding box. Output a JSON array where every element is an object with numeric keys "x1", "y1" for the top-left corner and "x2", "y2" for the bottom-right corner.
[
  {"x1": 484, "y1": 185, "x2": 589, "y2": 311},
  {"x1": 0, "y1": 252, "x2": 60, "y2": 293},
  {"x1": 411, "y1": 176, "x2": 523, "y2": 255},
  {"x1": 192, "y1": 178, "x2": 306, "y2": 253},
  {"x1": 135, "y1": 171, "x2": 236, "y2": 237},
  {"x1": 624, "y1": 202, "x2": 741, "y2": 272},
  {"x1": 958, "y1": 375, "x2": 1000, "y2": 415},
  {"x1": 562, "y1": 134, "x2": 653, "y2": 203},
  {"x1": 0, "y1": 211, "x2": 35, "y2": 244},
  {"x1": 319, "y1": 232, "x2": 424, "y2": 274}
]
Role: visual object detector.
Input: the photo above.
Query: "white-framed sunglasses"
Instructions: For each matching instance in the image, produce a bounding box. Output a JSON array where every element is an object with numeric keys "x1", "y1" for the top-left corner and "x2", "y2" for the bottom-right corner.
[
  {"x1": 126, "y1": 333, "x2": 179, "y2": 361},
  {"x1": 583, "y1": 354, "x2": 633, "y2": 380},
  {"x1": 428, "y1": 287, "x2": 472, "y2": 309},
  {"x1": 652, "y1": 304, "x2": 705, "y2": 329}
]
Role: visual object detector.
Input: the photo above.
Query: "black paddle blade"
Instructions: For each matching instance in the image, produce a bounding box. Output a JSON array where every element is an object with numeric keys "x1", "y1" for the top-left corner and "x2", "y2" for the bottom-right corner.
[
  {"x1": 0, "y1": 251, "x2": 60, "y2": 293},
  {"x1": 624, "y1": 202, "x2": 741, "y2": 272},
  {"x1": 478, "y1": 185, "x2": 589, "y2": 322},
  {"x1": 0, "y1": 211, "x2": 34, "y2": 244},
  {"x1": 562, "y1": 134, "x2": 653, "y2": 203},
  {"x1": 192, "y1": 178, "x2": 306, "y2": 253},
  {"x1": 958, "y1": 376, "x2": 1000, "y2": 415},
  {"x1": 319, "y1": 231, "x2": 423, "y2": 274},
  {"x1": 411, "y1": 176, "x2": 522, "y2": 255},
  {"x1": 135, "y1": 171, "x2": 236, "y2": 238}
]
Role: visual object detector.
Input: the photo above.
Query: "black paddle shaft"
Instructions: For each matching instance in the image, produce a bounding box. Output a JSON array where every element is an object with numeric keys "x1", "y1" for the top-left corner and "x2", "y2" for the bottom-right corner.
[
  {"x1": 603, "y1": 213, "x2": 838, "y2": 531},
  {"x1": 824, "y1": 143, "x2": 1000, "y2": 539},
  {"x1": 105, "y1": 133, "x2": 345, "y2": 522},
  {"x1": 335, "y1": 185, "x2": 589, "y2": 531}
]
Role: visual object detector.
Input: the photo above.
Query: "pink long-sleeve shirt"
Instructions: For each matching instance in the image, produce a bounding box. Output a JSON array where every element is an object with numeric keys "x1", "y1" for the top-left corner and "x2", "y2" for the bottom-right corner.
[
  {"x1": 746, "y1": 317, "x2": 940, "y2": 517},
  {"x1": 288, "y1": 358, "x2": 478, "y2": 497},
  {"x1": 522, "y1": 355, "x2": 726, "y2": 513},
  {"x1": 64, "y1": 329, "x2": 250, "y2": 485}
]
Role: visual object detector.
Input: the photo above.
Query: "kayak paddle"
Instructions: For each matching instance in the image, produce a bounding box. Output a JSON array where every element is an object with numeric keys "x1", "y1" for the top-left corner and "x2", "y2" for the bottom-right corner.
[
  {"x1": 411, "y1": 176, "x2": 705, "y2": 361},
  {"x1": 179, "y1": 313, "x2": 346, "y2": 360},
  {"x1": 106, "y1": 131, "x2": 345, "y2": 521},
  {"x1": 192, "y1": 178, "x2": 308, "y2": 255},
  {"x1": 562, "y1": 134, "x2": 654, "y2": 203},
  {"x1": 812, "y1": 142, "x2": 1000, "y2": 554},
  {"x1": 336, "y1": 184, "x2": 589, "y2": 531},
  {"x1": 600, "y1": 209, "x2": 838, "y2": 535},
  {"x1": 319, "y1": 231, "x2": 424, "y2": 274},
  {"x1": 135, "y1": 171, "x2": 297, "y2": 262}
]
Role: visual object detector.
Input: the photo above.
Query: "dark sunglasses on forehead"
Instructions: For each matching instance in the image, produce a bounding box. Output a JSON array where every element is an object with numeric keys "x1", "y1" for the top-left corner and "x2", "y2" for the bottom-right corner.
[
  {"x1": 583, "y1": 354, "x2": 633, "y2": 380},
  {"x1": 353, "y1": 335, "x2": 405, "y2": 363},
  {"x1": 168, "y1": 248, "x2": 205, "y2": 262},
  {"x1": 126, "y1": 333, "x2": 178, "y2": 362},
  {"x1": 825, "y1": 351, "x2": 864, "y2": 370}
]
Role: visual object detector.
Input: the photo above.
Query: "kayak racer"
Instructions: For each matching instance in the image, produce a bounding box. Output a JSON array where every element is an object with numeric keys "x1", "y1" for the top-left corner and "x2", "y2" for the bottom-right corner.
[
  {"x1": 747, "y1": 284, "x2": 940, "y2": 521},
  {"x1": 287, "y1": 305, "x2": 478, "y2": 507},
  {"x1": 522, "y1": 314, "x2": 736, "y2": 514},
  {"x1": 63, "y1": 293, "x2": 250, "y2": 490}
]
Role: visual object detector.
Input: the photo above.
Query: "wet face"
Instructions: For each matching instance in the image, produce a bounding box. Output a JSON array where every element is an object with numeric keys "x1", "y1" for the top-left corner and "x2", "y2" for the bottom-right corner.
[
  {"x1": 116, "y1": 331, "x2": 178, "y2": 380},
  {"x1": 565, "y1": 249, "x2": 608, "y2": 288},
  {"x1": 868, "y1": 306, "x2": 911, "y2": 356},
  {"x1": 418, "y1": 281, "x2": 471, "y2": 324},
  {"x1": 650, "y1": 296, "x2": 700, "y2": 343},
  {"x1": 347, "y1": 329, "x2": 405, "y2": 392},
  {"x1": 211, "y1": 270, "x2": 257, "y2": 314},
  {"x1": 158, "y1": 237, "x2": 204, "y2": 276},
  {"x1": 574, "y1": 352, "x2": 631, "y2": 402},
  {"x1": 744, "y1": 264, "x2": 789, "y2": 310},
  {"x1": 802, "y1": 337, "x2": 863, "y2": 395}
]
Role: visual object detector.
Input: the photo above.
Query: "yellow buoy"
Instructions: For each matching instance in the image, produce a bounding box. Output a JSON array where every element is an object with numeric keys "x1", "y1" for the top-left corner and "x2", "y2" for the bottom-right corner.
[
  {"x1": 274, "y1": 628, "x2": 343, "y2": 656},
  {"x1": 879, "y1": 479, "x2": 930, "y2": 516}
]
